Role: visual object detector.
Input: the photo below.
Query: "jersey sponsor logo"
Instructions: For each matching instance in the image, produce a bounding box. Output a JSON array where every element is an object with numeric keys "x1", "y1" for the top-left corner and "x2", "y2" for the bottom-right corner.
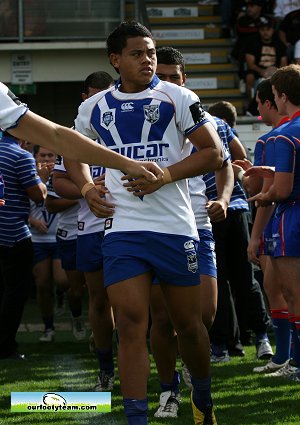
[
  {"x1": 121, "y1": 102, "x2": 134, "y2": 112},
  {"x1": 104, "y1": 218, "x2": 113, "y2": 230},
  {"x1": 143, "y1": 104, "x2": 160, "y2": 124},
  {"x1": 101, "y1": 109, "x2": 115, "y2": 130},
  {"x1": 111, "y1": 142, "x2": 169, "y2": 161}
]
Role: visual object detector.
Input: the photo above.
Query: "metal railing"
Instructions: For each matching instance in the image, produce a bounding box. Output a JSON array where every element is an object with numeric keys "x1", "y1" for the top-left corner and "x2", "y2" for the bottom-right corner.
[{"x1": 0, "y1": 0, "x2": 126, "y2": 42}]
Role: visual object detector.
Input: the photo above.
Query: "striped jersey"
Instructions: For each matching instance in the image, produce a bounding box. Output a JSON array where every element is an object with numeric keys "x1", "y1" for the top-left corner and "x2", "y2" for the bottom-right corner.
[
  {"x1": 203, "y1": 117, "x2": 248, "y2": 211},
  {"x1": 0, "y1": 135, "x2": 41, "y2": 246},
  {"x1": 74, "y1": 76, "x2": 210, "y2": 239}
]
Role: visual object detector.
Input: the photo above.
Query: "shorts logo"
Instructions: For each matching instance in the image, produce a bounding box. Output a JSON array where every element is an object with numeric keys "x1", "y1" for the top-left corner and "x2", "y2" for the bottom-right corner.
[
  {"x1": 121, "y1": 102, "x2": 134, "y2": 111},
  {"x1": 143, "y1": 105, "x2": 160, "y2": 124},
  {"x1": 101, "y1": 109, "x2": 115, "y2": 130},
  {"x1": 184, "y1": 240, "x2": 195, "y2": 250},
  {"x1": 187, "y1": 253, "x2": 198, "y2": 273},
  {"x1": 105, "y1": 218, "x2": 113, "y2": 230},
  {"x1": 184, "y1": 240, "x2": 198, "y2": 273}
]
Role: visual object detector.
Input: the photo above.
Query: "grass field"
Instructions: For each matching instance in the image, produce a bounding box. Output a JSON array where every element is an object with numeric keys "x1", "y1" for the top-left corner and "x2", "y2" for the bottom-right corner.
[{"x1": 0, "y1": 299, "x2": 299, "y2": 425}]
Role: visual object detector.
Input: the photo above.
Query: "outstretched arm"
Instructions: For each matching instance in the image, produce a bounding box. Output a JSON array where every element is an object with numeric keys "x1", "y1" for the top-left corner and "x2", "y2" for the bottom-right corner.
[{"x1": 8, "y1": 111, "x2": 163, "y2": 182}]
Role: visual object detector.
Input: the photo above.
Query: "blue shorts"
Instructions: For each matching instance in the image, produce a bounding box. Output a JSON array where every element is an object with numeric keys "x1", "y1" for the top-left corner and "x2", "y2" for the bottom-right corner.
[
  {"x1": 273, "y1": 201, "x2": 300, "y2": 257},
  {"x1": 32, "y1": 242, "x2": 60, "y2": 265},
  {"x1": 197, "y1": 228, "x2": 217, "y2": 278},
  {"x1": 76, "y1": 231, "x2": 104, "y2": 272},
  {"x1": 259, "y1": 215, "x2": 275, "y2": 256},
  {"x1": 102, "y1": 231, "x2": 200, "y2": 288},
  {"x1": 56, "y1": 237, "x2": 77, "y2": 271}
]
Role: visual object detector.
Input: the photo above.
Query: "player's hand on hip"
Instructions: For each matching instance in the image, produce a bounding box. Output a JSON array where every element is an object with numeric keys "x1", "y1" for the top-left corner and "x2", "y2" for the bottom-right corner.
[{"x1": 85, "y1": 187, "x2": 115, "y2": 218}]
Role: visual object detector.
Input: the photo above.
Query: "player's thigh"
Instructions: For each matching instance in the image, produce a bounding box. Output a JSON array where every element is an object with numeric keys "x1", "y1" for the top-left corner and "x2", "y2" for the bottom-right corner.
[
  {"x1": 106, "y1": 272, "x2": 152, "y2": 332},
  {"x1": 52, "y1": 258, "x2": 68, "y2": 286},
  {"x1": 273, "y1": 256, "x2": 300, "y2": 297},
  {"x1": 160, "y1": 283, "x2": 202, "y2": 334},
  {"x1": 150, "y1": 284, "x2": 174, "y2": 331},
  {"x1": 33, "y1": 258, "x2": 52, "y2": 287},
  {"x1": 85, "y1": 269, "x2": 107, "y2": 306}
]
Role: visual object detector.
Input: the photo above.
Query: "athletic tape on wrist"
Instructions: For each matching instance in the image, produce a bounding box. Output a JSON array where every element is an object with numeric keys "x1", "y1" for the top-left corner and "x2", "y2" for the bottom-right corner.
[
  {"x1": 162, "y1": 167, "x2": 172, "y2": 185},
  {"x1": 81, "y1": 182, "x2": 95, "y2": 198}
]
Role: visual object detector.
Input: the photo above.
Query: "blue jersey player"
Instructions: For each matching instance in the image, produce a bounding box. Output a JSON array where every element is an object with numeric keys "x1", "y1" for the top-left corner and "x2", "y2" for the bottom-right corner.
[{"x1": 248, "y1": 65, "x2": 300, "y2": 381}]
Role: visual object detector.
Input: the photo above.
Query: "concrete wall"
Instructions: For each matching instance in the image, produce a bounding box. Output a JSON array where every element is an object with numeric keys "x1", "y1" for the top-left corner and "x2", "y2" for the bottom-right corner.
[{"x1": 0, "y1": 42, "x2": 117, "y2": 83}]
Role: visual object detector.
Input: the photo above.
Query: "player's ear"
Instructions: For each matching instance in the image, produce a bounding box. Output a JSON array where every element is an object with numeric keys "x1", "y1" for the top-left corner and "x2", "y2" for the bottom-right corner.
[{"x1": 110, "y1": 53, "x2": 120, "y2": 71}]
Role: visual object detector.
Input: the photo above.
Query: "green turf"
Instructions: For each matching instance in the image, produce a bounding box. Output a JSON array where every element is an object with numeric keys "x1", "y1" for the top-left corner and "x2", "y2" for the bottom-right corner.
[{"x1": 1, "y1": 301, "x2": 300, "y2": 425}]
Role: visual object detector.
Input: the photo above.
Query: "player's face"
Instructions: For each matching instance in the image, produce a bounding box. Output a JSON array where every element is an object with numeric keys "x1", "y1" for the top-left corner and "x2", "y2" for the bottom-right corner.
[
  {"x1": 272, "y1": 85, "x2": 287, "y2": 115},
  {"x1": 110, "y1": 36, "x2": 157, "y2": 93},
  {"x1": 156, "y1": 63, "x2": 186, "y2": 87},
  {"x1": 255, "y1": 93, "x2": 271, "y2": 125},
  {"x1": 35, "y1": 147, "x2": 56, "y2": 164}
]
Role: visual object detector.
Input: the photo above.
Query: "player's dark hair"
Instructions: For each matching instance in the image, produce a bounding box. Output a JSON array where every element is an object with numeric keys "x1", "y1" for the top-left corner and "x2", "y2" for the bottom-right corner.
[
  {"x1": 83, "y1": 71, "x2": 114, "y2": 95},
  {"x1": 256, "y1": 78, "x2": 277, "y2": 109},
  {"x1": 107, "y1": 21, "x2": 153, "y2": 57},
  {"x1": 32, "y1": 144, "x2": 41, "y2": 156},
  {"x1": 156, "y1": 46, "x2": 185, "y2": 74},
  {"x1": 208, "y1": 101, "x2": 237, "y2": 128},
  {"x1": 270, "y1": 64, "x2": 300, "y2": 106}
]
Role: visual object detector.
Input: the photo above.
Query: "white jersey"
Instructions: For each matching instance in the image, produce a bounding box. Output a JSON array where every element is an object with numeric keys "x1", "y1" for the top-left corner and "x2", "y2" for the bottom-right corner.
[
  {"x1": 74, "y1": 76, "x2": 210, "y2": 239},
  {"x1": 30, "y1": 175, "x2": 58, "y2": 243},
  {"x1": 77, "y1": 164, "x2": 105, "y2": 236},
  {"x1": 0, "y1": 82, "x2": 28, "y2": 130},
  {"x1": 49, "y1": 156, "x2": 80, "y2": 240}
]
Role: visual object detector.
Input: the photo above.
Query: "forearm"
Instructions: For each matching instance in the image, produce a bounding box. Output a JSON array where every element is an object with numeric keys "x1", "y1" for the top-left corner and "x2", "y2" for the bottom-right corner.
[
  {"x1": 45, "y1": 197, "x2": 78, "y2": 213},
  {"x1": 63, "y1": 159, "x2": 93, "y2": 193},
  {"x1": 13, "y1": 111, "x2": 136, "y2": 169},
  {"x1": 215, "y1": 160, "x2": 234, "y2": 205},
  {"x1": 167, "y1": 148, "x2": 223, "y2": 182},
  {"x1": 251, "y1": 205, "x2": 275, "y2": 239},
  {"x1": 52, "y1": 173, "x2": 81, "y2": 200}
]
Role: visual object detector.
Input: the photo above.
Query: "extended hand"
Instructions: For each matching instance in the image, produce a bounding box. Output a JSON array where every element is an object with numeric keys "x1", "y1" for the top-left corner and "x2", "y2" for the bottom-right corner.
[
  {"x1": 122, "y1": 176, "x2": 164, "y2": 196},
  {"x1": 122, "y1": 160, "x2": 163, "y2": 183},
  {"x1": 232, "y1": 158, "x2": 253, "y2": 171},
  {"x1": 247, "y1": 192, "x2": 274, "y2": 207},
  {"x1": 244, "y1": 166, "x2": 275, "y2": 178}
]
